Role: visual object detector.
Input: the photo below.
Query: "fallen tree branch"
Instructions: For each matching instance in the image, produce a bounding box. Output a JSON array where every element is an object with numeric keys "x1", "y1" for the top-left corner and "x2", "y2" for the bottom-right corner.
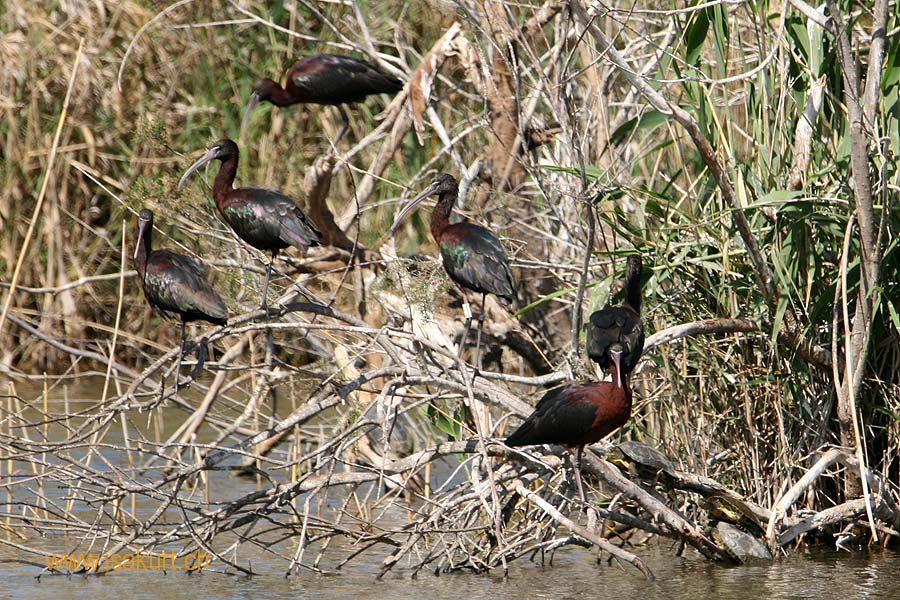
[
  {"x1": 583, "y1": 453, "x2": 731, "y2": 562},
  {"x1": 514, "y1": 483, "x2": 655, "y2": 581},
  {"x1": 643, "y1": 317, "x2": 831, "y2": 369}
]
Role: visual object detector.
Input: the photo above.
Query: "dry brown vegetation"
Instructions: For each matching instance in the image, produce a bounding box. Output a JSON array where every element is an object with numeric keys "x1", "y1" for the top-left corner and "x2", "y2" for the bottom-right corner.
[{"x1": 1, "y1": 0, "x2": 899, "y2": 578}]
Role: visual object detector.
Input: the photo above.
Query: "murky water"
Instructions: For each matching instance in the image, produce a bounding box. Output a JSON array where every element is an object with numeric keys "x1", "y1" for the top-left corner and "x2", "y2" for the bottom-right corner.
[
  {"x1": 2, "y1": 379, "x2": 898, "y2": 598},
  {"x1": 3, "y1": 544, "x2": 899, "y2": 599}
]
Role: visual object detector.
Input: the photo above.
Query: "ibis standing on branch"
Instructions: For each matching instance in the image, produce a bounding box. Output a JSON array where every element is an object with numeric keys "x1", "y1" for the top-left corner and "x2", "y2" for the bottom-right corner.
[
  {"x1": 241, "y1": 53, "x2": 403, "y2": 143},
  {"x1": 177, "y1": 138, "x2": 323, "y2": 311},
  {"x1": 505, "y1": 344, "x2": 634, "y2": 506},
  {"x1": 507, "y1": 256, "x2": 646, "y2": 506},
  {"x1": 390, "y1": 173, "x2": 517, "y2": 371},
  {"x1": 133, "y1": 208, "x2": 228, "y2": 388}
]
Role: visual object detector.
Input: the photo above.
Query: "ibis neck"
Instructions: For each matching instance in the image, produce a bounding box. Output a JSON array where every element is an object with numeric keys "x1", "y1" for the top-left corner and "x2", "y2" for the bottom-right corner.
[
  {"x1": 430, "y1": 191, "x2": 456, "y2": 240},
  {"x1": 213, "y1": 154, "x2": 238, "y2": 208},
  {"x1": 134, "y1": 227, "x2": 151, "y2": 275},
  {"x1": 625, "y1": 265, "x2": 642, "y2": 314},
  {"x1": 622, "y1": 381, "x2": 633, "y2": 414},
  {"x1": 267, "y1": 80, "x2": 296, "y2": 106},
  {"x1": 611, "y1": 368, "x2": 633, "y2": 416},
  {"x1": 609, "y1": 362, "x2": 630, "y2": 390}
]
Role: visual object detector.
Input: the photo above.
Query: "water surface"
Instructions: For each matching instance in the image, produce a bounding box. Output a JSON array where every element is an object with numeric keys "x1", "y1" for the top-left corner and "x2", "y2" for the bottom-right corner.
[
  {"x1": 2, "y1": 379, "x2": 896, "y2": 599},
  {"x1": 3, "y1": 544, "x2": 897, "y2": 599}
]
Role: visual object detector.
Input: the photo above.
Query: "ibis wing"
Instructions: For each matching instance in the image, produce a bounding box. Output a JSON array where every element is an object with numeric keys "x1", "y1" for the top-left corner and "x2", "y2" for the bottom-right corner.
[
  {"x1": 439, "y1": 223, "x2": 516, "y2": 301},
  {"x1": 143, "y1": 251, "x2": 227, "y2": 323},
  {"x1": 505, "y1": 385, "x2": 599, "y2": 447},
  {"x1": 290, "y1": 54, "x2": 401, "y2": 102},
  {"x1": 586, "y1": 307, "x2": 624, "y2": 361},
  {"x1": 622, "y1": 321, "x2": 645, "y2": 371},
  {"x1": 222, "y1": 188, "x2": 322, "y2": 252},
  {"x1": 586, "y1": 306, "x2": 643, "y2": 370}
]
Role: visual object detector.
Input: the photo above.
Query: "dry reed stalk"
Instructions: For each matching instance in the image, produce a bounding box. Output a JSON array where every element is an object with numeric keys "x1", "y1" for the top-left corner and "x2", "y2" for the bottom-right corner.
[
  {"x1": 0, "y1": 39, "x2": 84, "y2": 344},
  {"x1": 99, "y1": 220, "x2": 128, "y2": 406}
]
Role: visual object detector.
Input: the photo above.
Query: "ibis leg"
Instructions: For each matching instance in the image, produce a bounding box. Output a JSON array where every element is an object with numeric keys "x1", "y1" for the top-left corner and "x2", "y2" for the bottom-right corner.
[
  {"x1": 175, "y1": 320, "x2": 187, "y2": 390},
  {"x1": 573, "y1": 446, "x2": 588, "y2": 508},
  {"x1": 260, "y1": 250, "x2": 278, "y2": 314},
  {"x1": 268, "y1": 379, "x2": 278, "y2": 429},
  {"x1": 158, "y1": 369, "x2": 167, "y2": 401},
  {"x1": 334, "y1": 105, "x2": 350, "y2": 146},
  {"x1": 189, "y1": 337, "x2": 209, "y2": 381},
  {"x1": 471, "y1": 294, "x2": 487, "y2": 381},
  {"x1": 266, "y1": 324, "x2": 275, "y2": 368},
  {"x1": 458, "y1": 295, "x2": 472, "y2": 360}
]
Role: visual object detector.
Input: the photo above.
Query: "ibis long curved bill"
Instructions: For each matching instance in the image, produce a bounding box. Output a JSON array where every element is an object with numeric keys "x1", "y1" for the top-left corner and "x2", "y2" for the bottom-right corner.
[
  {"x1": 134, "y1": 212, "x2": 150, "y2": 262},
  {"x1": 609, "y1": 344, "x2": 625, "y2": 389},
  {"x1": 240, "y1": 90, "x2": 262, "y2": 139},
  {"x1": 389, "y1": 180, "x2": 442, "y2": 235},
  {"x1": 177, "y1": 145, "x2": 223, "y2": 190}
]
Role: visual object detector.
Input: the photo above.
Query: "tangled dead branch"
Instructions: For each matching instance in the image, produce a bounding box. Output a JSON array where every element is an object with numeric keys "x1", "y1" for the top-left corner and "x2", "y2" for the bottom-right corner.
[{"x1": 5, "y1": 279, "x2": 899, "y2": 578}]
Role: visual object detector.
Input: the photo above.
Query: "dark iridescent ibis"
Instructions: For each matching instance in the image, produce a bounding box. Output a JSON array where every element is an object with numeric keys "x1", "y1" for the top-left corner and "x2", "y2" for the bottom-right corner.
[
  {"x1": 505, "y1": 346, "x2": 632, "y2": 506},
  {"x1": 389, "y1": 173, "x2": 517, "y2": 370},
  {"x1": 241, "y1": 54, "x2": 403, "y2": 143},
  {"x1": 586, "y1": 255, "x2": 644, "y2": 385},
  {"x1": 133, "y1": 208, "x2": 228, "y2": 388},
  {"x1": 177, "y1": 139, "x2": 323, "y2": 311}
]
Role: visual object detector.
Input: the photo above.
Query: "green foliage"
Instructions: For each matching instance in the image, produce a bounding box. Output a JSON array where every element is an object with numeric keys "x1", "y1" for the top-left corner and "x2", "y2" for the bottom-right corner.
[
  {"x1": 683, "y1": 7, "x2": 709, "y2": 67},
  {"x1": 535, "y1": 0, "x2": 898, "y2": 495},
  {"x1": 420, "y1": 402, "x2": 466, "y2": 440},
  {"x1": 134, "y1": 114, "x2": 171, "y2": 153},
  {"x1": 611, "y1": 110, "x2": 669, "y2": 146}
]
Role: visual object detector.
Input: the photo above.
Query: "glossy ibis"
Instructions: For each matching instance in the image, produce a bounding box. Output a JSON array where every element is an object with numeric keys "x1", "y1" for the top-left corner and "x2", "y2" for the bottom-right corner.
[
  {"x1": 133, "y1": 208, "x2": 228, "y2": 388},
  {"x1": 241, "y1": 54, "x2": 403, "y2": 143},
  {"x1": 389, "y1": 173, "x2": 517, "y2": 371},
  {"x1": 505, "y1": 345, "x2": 632, "y2": 506},
  {"x1": 177, "y1": 139, "x2": 323, "y2": 311},
  {"x1": 586, "y1": 255, "x2": 644, "y2": 385}
]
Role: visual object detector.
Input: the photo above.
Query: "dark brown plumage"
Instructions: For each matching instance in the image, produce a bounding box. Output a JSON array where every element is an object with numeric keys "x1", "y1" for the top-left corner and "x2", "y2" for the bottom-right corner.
[
  {"x1": 241, "y1": 53, "x2": 403, "y2": 142},
  {"x1": 586, "y1": 255, "x2": 644, "y2": 383},
  {"x1": 506, "y1": 346, "x2": 633, "y2": 505},
  {"x1": 391, "y1": 173, "x2": 516, "y2": 305},
  {"x1": 390, "y1": 173, "x2": 517, "y2": 371},
  {"x1": 133, "y1": 208, "x2": 227, "y2": 387},
  {"x1": 177, "y1": 139, "x2": 322, "y2": 310}
]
